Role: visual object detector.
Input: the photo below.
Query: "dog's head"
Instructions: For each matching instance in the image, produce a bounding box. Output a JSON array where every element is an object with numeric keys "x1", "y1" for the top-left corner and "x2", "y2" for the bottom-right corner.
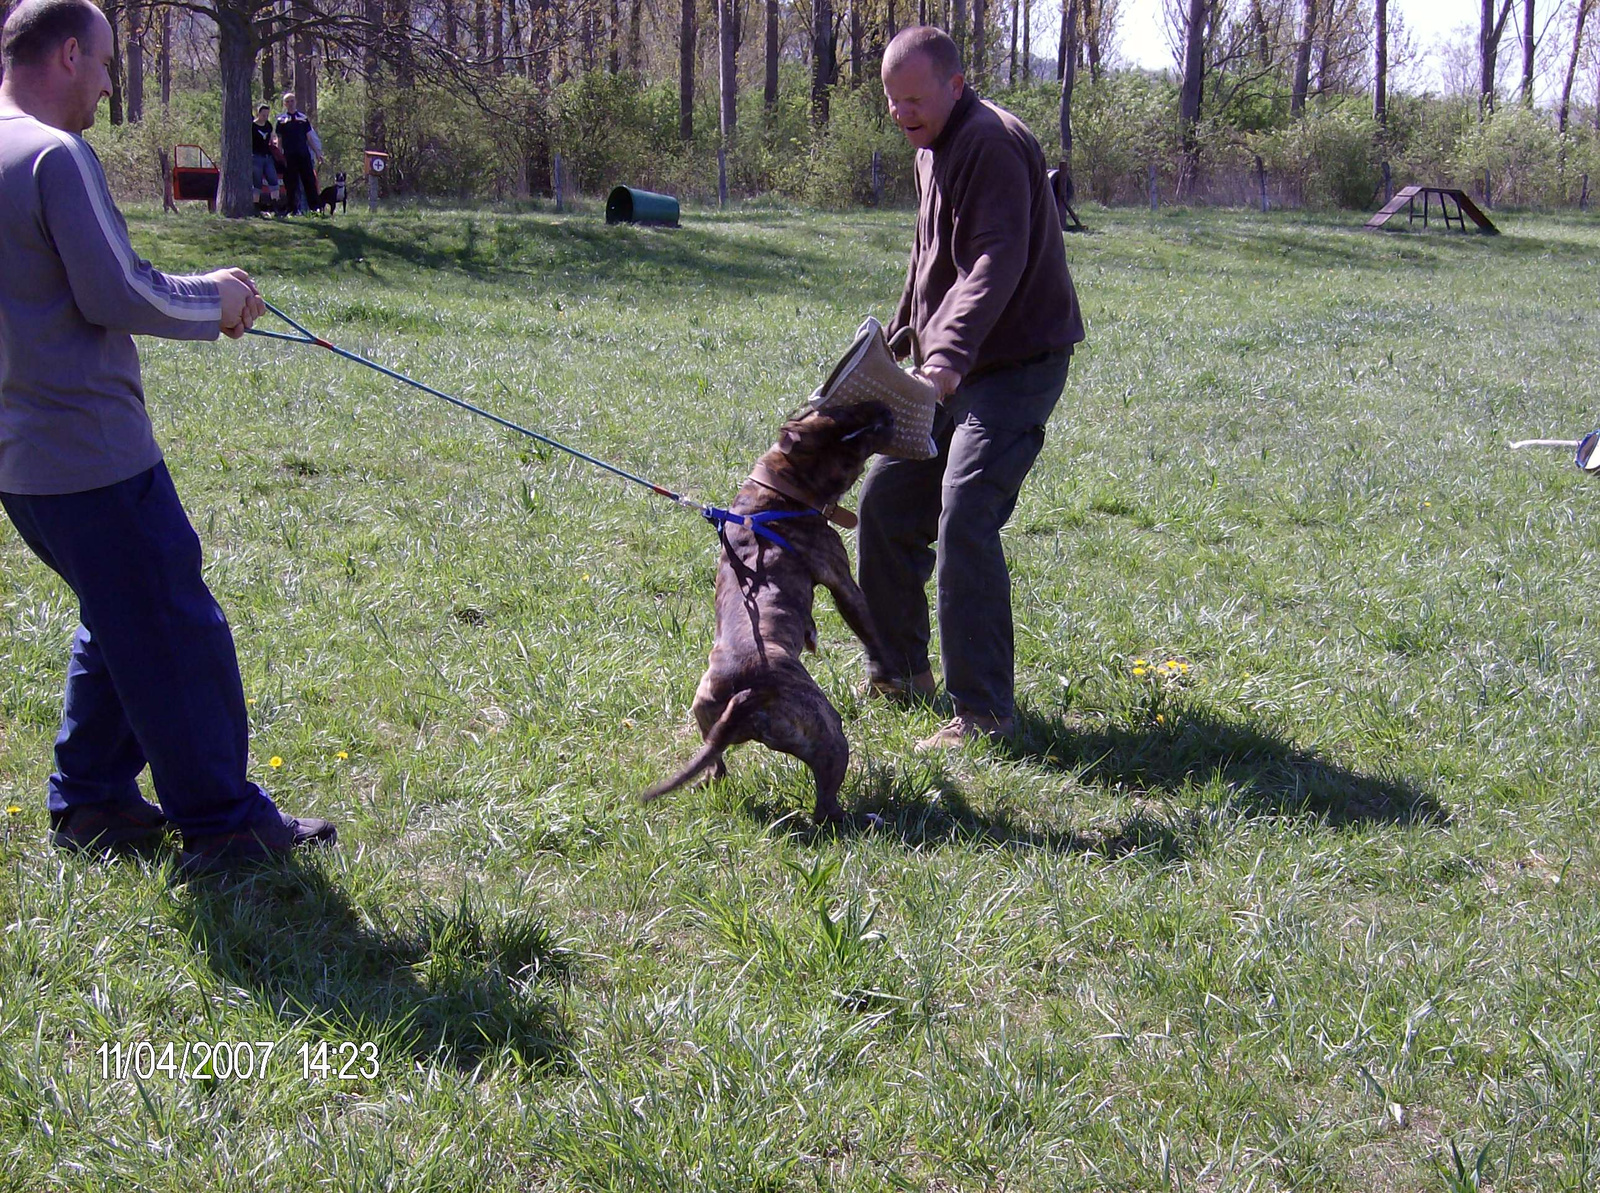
[{"x1": 766, "y1": 400, "x2": 895, "y2": 501}]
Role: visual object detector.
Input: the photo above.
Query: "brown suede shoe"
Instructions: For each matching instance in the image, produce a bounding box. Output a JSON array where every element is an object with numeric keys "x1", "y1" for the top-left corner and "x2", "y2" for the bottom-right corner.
[
  {"x1": 861, "y1": 669, "x2": 938, "y2": 704},
  {"x1": 914, "y1": 712, "x2": 1014, "y2": 752}
]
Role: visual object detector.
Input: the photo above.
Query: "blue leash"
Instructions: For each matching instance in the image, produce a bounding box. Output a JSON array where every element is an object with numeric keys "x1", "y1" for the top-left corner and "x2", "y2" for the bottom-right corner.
[{"x1": 247, "y1": 301, "x2": 814, "y2": 551}]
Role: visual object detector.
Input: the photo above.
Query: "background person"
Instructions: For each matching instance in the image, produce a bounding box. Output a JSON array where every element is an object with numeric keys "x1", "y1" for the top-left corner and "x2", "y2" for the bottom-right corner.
[
  {"x1": 0, "y1": 0, "x2": 336, "y2": 871},
  {"x1": 251, "y1": 101, "x2": 280, "y2": 212},
  {"x1": 275, "y1": 90, "x2": 322, "y2": 215},
  {"x1": 859, "y1": 25, "x2": 1085, "y2": 750}
]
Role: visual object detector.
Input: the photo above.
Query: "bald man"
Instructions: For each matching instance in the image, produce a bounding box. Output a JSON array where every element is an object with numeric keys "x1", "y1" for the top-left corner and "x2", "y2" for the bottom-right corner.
[
  {"x1": 0, "y1": 0, "x2": 336, "y2": 872},
  {"x1": 860, "y1": 25, "x2": 1084, "y2": 750}
]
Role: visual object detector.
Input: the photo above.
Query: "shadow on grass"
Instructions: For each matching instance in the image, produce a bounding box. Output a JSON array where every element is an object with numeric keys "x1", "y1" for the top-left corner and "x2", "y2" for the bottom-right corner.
[
  {"x1": 170, "y1": 859, "x2": 570, "y2": 1074},
  {"x1": 1003, "y1": 704, "x2": 1446, "y2": 828},
  {"x1": 742, "y1": 701, "x2": 1440, "y2": 858}
]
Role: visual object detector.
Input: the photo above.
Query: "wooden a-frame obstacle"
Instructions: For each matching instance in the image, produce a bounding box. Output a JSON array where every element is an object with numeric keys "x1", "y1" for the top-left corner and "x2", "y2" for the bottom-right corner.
[{"x1": 1365, "y1": 186, "x2": 1499, "y2": 234}]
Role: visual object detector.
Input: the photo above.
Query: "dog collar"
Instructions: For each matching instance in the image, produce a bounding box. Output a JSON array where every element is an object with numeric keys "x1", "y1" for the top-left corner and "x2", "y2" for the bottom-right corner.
[{"x1": 747, "y1": 462, "x2": 858, "y2": 530}]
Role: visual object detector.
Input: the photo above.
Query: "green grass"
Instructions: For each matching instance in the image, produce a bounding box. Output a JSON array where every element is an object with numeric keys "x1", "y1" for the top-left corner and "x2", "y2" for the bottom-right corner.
[{"x1": 3, "y1": 200, "x2": 1600, "y2": 1190}]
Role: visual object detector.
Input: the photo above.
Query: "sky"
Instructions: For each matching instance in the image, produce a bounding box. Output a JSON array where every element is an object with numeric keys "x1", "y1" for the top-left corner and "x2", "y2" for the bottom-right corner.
[{"x1": 1110, "y1": 0, "x2": 1480, "y2": 94}]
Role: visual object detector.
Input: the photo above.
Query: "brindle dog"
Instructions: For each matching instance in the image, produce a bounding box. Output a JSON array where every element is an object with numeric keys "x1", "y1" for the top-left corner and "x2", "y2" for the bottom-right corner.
[{"x1": 642, "y1": 401, "x2": 895, "y2": 822}]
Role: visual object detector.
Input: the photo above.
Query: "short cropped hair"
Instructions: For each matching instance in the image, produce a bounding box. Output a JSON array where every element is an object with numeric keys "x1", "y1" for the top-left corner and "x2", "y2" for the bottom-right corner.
[
  {"x1": 883, "y1": 26, "x2": 963, "y2": 81},
  {"x1": 1, "y1": 0, "x2": 99, "y2": 70}
]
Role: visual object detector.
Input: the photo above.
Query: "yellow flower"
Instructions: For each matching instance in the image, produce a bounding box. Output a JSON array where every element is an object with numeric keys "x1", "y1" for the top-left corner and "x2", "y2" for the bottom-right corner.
[
  {"x1": 5, "y1": 806, "x2": 20, "y2": 815},
  {"x1": 336, "y1": 751, "x2": 349, "y2": 760},
  {"x1": 269, "y1": 756, "x2": 284, "y2": 769},
  {"x1": 247, "y1": 698, "x2": 257, "y2": 706},
  {"x1": 1132, "y1": 667, "x2": 1147, "y2": 677},
  {"x1": 1156, "y1": 715, "x2": 1165, "y2": 724},
  {"x1": 1133, "y1": 658, "x2": 1148, "y2": 666}
]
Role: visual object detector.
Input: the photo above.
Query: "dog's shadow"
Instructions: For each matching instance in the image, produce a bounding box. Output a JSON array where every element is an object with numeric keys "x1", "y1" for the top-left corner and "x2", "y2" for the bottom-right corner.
[
  {"x1": 743, "y1": 702, "x2": 1442, "y2": 859},
  {"x1": 169, "y1": 859, "x2": 570, "y2": 1075}
]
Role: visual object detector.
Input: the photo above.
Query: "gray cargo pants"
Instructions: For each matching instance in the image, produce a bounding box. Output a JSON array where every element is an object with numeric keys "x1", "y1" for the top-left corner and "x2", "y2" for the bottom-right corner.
[{"x1": 857, "y1": 350, "x2": 1070, "y2": 721}]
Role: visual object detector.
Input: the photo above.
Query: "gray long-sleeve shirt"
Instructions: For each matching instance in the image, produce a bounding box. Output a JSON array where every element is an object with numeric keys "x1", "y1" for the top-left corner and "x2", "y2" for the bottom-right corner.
[{"x1": 0, "y1": 108, "x2": 222, "y2": 496}]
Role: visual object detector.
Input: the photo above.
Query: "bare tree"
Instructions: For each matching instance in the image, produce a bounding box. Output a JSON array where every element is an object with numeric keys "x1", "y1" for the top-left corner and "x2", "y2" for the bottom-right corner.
[
  {"x1": 1373, "y1": 0, "x2": 1385, "y2": 122},
  {"x1": 679, "y1": 0, "x2": 695, "y2": 139},
  {"x1": 812, "y1": 0, "x2": 836, "y2": 125},
  {"x1": 1058, "y1": 0, "x2": 1076, "y2": 172},
  {"x1": 1480, "y1": 0, "x2": 1514, "y2": 116},
  {"x1": 291, "y1": 0, "x2": 315, "y2": 116},
  {"x1": 718, "y1": 0, "x2": 737, "y2": 142},
  {"x1": 1176, "y1": 0, "x2": 1207, "y2": 194},
  {"x1": 763, "y1": 0, "x2": 778, "y2": 104},
  {"x1": 1559, "y1": 0, "x2": 1595, "y2": 129},
  {"x1": 1520, "y1": 0, "x2": 1534, "y2": 104},
  {"x1": 125, "y1": 1, "x2": 145, "y2": 120},
  {"x1": 1290, "y1": 0, "x2": 1315, "y2": 114}
]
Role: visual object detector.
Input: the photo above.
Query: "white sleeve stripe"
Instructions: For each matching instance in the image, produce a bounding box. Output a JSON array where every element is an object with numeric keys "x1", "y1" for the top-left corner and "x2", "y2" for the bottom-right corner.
[{"x1": 36, "y1": 122, "x2": 219, "y2": 323}]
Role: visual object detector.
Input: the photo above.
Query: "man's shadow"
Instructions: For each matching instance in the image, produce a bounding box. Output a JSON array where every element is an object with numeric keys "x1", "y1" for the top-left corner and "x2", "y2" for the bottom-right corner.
[
  {"x1": 169, "y1": 859, "x2": 570, "y2": 1074},
  {"x1": 1002, "y1": 703, "x2": 1445, "y2": 828},
  {"x1": 747, "y1": 703, "x2": 1442, "y2": 858}
]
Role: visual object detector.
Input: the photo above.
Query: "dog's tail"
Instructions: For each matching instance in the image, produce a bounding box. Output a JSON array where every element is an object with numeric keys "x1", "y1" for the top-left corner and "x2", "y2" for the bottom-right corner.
[{"x1": 640, "y1": 688, "x2": 768, "y2": 803}]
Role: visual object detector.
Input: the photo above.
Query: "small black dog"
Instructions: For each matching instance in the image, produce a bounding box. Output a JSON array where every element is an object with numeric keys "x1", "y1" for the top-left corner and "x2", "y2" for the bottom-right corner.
[{"x1": 314, "y1": 172, "x2": 347, "y2": 214}]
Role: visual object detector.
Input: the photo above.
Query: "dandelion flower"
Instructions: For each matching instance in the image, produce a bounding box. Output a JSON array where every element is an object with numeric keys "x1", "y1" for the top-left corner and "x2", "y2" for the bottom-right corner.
[
  {"x1": 1156, "y1": 715, "x2": 1165, "y2": 725},
  {"x1": 1133, "y1": 667, "x2": 1147, "y2": 677},
  {"x1": 269, "y1": 756, "x2": 283, "y2": 769},
  {"x1": 336, "y1": 751, "x2": 349, "y2": 760},
  {"x1": 1133, "y1": 658, "x2": 1148, "y2": 667},
  {"x1": 5, "y1": 806, "x2": 20, "y2": 815},
  {"x1": 247, "y1": 698, "x2": 257, "y2": 706}
]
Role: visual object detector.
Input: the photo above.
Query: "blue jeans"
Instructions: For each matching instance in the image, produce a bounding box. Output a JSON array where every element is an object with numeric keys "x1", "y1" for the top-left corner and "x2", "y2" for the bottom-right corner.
[
  {"x1": 1, "y1": 463, "x2": 279, "y2": 837},
  {"x1": 252, "y1": 153, "x2": 280, "y2": 192},
  {"x1": 857, "y1": 351, "x2": 1071, "y2": 720}
]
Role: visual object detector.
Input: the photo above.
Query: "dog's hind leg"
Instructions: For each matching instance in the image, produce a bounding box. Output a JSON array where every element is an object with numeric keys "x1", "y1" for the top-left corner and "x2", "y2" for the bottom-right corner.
[
  {"x1": 691, "y1": 690, "x2": 730, "y2": 786},
  {"x1": 761, "y1": 695, "x2": 850, "y2": 824}
]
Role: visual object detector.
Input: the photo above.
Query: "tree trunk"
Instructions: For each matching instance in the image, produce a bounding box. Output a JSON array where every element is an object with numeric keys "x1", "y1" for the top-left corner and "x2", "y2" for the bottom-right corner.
[
  {"x1": 1559, "y1": 0, "x2": 1593, "y2": 130},
  {"x1": 680, "y1": 0, "x2": 696, "y2": 140},
  {"x1": 1520, "y1": 0, "x2": 1534, "y2": 105},
  {"x1": 812, "y1": 0, "x2": 834, "y2": 126},
  {"x1": 107, "y1": 0, "x2": 123, "y2": 125},
  {"x1": 609, "y1": 0, "x2": 620, "y2": 71},
  {"x1": 262, "y1": 13, "x2": 276, "y2": 100},
  {"x1": 475, "y1": 0, "x2": 487, "y2": 56},
  {"x1": 971, "y1": 0, "x2": 985, "y2": 85},
  {"x1": 1373, "y1": 0, "x2": 1386, "y2": 124},
  {"x1": 1290, "y1": 0, "x2": 1316, "y2": 116},
  {"x1": 1084, "y1": 0, "x2": 1101, "y2": 79},
  {"x1": 764, "y1": 0, "x2": 778, "y2": 106},
  {"x1": 1058, "y1": 0, "x2": 1075, "y2": 161},
  {"x1": 1008, "y1": 0, "x2": 1017, "y2": 83},
  {"x1": 159, "y1": 5, "x2": 171, "y2": 107},
  {"x1": 444, "y1": 0, "x2": 459, "y2": 49},
  {"x1": 1176, "y1": 0, "x2": 1206, "y2": 195},
  {"x1": 493, "y1": 0, "x2": 505, "y2": 73},
  {"x1": 719, "y1": 0, "x2": 737, "y2": 142},
  {"x1": 1481, "y1": 0, "x2": 1513, "y2": 117},
  {"x1": 292, "y1": 0, "x2": 316, "y2": 120},
  {"x1": 1022, "y1": 0, "x2": 1029, "y2": 80},
  {"x1": 125, "y1": 1, "x2": 143, "y2": 121},
  {"x1": 216, "y1": 3, "x2": 258, "y2": 218},
  {"x1": 364, "y1": 0, "x2": 386, "y2": 161},
  {"x1": 850, "y1": 3, "x2": 862, "y2": 84},
  {"x1": 629, "y1": 0, "x2": 643, "y2": 69}
]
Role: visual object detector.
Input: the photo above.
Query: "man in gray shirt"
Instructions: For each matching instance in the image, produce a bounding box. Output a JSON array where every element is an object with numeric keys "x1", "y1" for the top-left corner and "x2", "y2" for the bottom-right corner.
[{"x1": 0, "y1": 0, "x2": 336, "y2": 873}]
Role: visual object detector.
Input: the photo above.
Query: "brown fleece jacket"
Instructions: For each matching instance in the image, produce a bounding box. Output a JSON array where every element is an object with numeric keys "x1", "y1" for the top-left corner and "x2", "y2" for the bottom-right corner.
[{"x1": 886, "y1": 87, "x2": 1084, "y2": 380}]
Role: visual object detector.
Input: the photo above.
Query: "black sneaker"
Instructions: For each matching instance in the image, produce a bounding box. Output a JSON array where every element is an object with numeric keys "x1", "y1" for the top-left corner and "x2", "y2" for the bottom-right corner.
[
  {"x1": 178, "y1": 810, "x2": 337, "y2": 877},
  {"x1": 50, "y1": 799, "x2": 171, "y2": 854}
]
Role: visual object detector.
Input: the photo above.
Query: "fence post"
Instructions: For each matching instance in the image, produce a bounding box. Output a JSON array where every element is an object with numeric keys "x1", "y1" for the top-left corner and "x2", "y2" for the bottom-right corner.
[
  {"x1": 871, "y1": 149, "x2": 883, "y2": 207},
  {"x1": 718, "y1": 147, "x2": 728, "y2": 209},
  {"x1": 367, "y1": 173, "x2": 378, "y2": 213},
  {"x1": 553, "y1": 153, "x2": 565, "y2": 214},
  {"x1": 1148, "y1": 164, "x2": 1157, "y2": 213},
  {"x1": 1255, "y1": 155, "x2": 1268, "y2": 213}
]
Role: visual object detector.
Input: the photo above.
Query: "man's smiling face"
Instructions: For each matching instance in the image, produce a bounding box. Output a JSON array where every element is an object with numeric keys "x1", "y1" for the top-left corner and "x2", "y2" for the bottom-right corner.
[{"x1": 882, "y1": 51, "x2": 963, "y2": 151}]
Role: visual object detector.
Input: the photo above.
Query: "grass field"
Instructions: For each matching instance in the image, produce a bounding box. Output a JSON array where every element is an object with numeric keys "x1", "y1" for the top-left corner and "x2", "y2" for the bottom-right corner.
[{"x1": 2, "y1": 201, "x2": 1599, "y2": 1191}]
